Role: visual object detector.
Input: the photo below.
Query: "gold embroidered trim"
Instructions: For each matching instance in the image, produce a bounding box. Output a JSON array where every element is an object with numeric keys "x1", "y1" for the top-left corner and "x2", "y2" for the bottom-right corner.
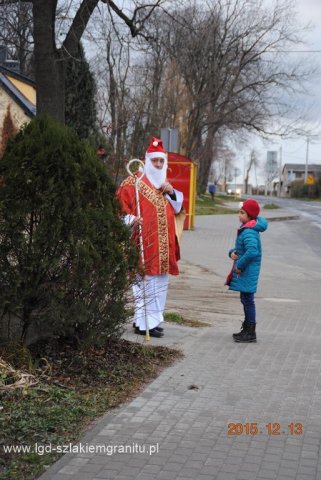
[
  {"x1": 121, "y1": 176, "x2": 135, "y2": 188},
  {"x1": 138, "y1": 181, "x2": 169, "y2": 274}
]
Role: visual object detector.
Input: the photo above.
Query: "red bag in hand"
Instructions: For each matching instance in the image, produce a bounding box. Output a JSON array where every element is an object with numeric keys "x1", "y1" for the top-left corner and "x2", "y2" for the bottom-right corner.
[{"x1": 225, "y1": 267, "x2": 234, "y2": 286}]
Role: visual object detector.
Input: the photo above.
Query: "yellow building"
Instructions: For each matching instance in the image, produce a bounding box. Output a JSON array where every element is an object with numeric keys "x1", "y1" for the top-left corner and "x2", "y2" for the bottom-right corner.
[{"x1": 0, "y1": 64, "x2": 36, "y2": 144}]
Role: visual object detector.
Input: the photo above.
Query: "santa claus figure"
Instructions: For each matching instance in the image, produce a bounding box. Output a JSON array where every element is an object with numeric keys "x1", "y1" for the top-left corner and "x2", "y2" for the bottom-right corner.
[{"x1": 117, "y1": 137, "x2": 184, "y2": 337}]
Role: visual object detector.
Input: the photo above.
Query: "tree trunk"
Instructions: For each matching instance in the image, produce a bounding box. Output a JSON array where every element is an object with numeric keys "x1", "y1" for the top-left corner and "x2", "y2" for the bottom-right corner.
[
  {"x1": 198, "y1": 127, "x2": 218, "y2": 194},
  {"x1": 33, "y1": 0, "x2": 65, "y2": 123}
]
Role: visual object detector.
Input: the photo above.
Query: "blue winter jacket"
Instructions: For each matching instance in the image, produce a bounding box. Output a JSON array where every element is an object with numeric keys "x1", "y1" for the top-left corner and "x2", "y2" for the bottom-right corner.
[{"x1": 228, "y1": 216, "x2": 268, "y2": 293}]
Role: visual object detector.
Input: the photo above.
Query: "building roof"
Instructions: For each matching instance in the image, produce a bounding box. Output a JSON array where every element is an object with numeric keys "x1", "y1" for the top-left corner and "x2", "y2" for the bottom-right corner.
[
  {"x1": 0, "y1": 65, "x2": 36, "y2": 118},
  {"x1": 282, "y1": 163, "x2": 321, "y2": 173}
]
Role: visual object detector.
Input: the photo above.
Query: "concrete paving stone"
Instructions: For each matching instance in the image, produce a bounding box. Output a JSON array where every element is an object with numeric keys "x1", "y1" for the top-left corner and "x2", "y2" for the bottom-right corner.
[
  {"x1": 158, "y1": 443, "x2": 178, "y2": 453},
  {"x1": 176, "y1": 477, "x2": 203, "y2": 480},
  {"x1": 68, "y1": 474, "x2": 101, "y2": 480},
  {"x1": 274, "y1": 477, "x2": 295, "y2": 480},
  {"x1": 50, "y1": 476, "x2": 75, "y2": 480},
  {"x1": 224, "y1": 456, "x2": 244, "y2": 465},
  {"x1": 162, "y1": 462, "x2": 184, "y2": 472},
  {"x1": 297, "y1": 466, "x2": 317, "y2": 476},
  {"x1": 230, "y1": 445, "x2": 249, "y2": 454},
  {"x1": 237, "y1": 472, "x2": 259, "y2": 480},
  {"x1": 156, "y1": 471, "x2": 183, "y2": 480},
  {"x1": 216, "y1": 472, "x2": 237, "y2": 480},
  {"x1": 119, "y1": 466, "x2": 142, "y2": 477},
  {"x1": 240, "y1": 462, "x2": 261, "y2": 472},
  {"x1": 140, "y1": 464, "x2": 162, "y2": 474},
  {"x1": 176, "y1": 467, "x2": 201, "y2": 477},
  {"x1": 256, "y1": 473, "x2": 278, "y2": 480},
  {"x1": 166, "y1": 454, "x2": 189, "y2": 465},
  {"x1": 172, "y1": 447, "x2": 194, "y2": 457},
  {"x1": 57, "y1": 466, "x2": 80, "y2": 475},
  {"x1": 262, "y1": 453, "x2": 282, "y2": 464},
  {"x1": 205, "y1": 450, "x2": 228, "y2": 460},
  {"x1": 94, "y1": 470, "x2": 122, "y2": 479},
  {"x1": 200, "y1": 465, "x2": 222, "y2": 476},
  {"x1": 136, "y1": 474, "x2": 157, "y2": 480},
  {"x1": 299, "y1": 458, "x2": 318, "y2": 467},
  {"x1": 194, "y1": 445, "x2": 216, "y2": 455},
  {"x1": 148, "y1": 456, "x2": 173, "y2": 466},
  {"x1": 278, "y1": 467, "x2": 298, "y2": 478},
  {"x1": 245, "y1": 451, "x2": 266, "y2": 462},
  {"x1": 219, "y1": 463, "x2": 241, "y2": 474},
  {"x1": 301, "y1": 450, "x2": 319, "y2": 460},
  {"x1": 79, "y1": 463, "x2": 104, "y2": 474},
  {"x1": 280, "y1": 459, "x2": 299, "y2": 469},
  {"x1": 130, "y1": 433, "x2": 149, "y2": 440},
  {"x1": 265, "y1": 446, "x2": 284, "y2": 455},
  {"x1": 68, "y1": 458, "x2": 89, "y2": 467},
  {"x1": 296, "y1": 475, "x2": 317, "y2": 480},
  {"x1": 188, "y1": 452, "x2": 209, "y2": 462},
  {"x1": 197, "y1": 476, "x2": 218, "y2": 480}
]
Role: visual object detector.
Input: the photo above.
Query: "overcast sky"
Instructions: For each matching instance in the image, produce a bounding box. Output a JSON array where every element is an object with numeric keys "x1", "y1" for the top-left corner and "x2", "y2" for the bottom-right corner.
[{"x1": 235, "y1": 0, "x2": 321, "y2": 185}]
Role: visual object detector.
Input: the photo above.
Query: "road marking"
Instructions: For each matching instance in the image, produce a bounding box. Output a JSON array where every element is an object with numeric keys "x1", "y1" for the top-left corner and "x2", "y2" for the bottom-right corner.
[{"x1": 261, "y1": 298, "x2": 300, "y2": 303}]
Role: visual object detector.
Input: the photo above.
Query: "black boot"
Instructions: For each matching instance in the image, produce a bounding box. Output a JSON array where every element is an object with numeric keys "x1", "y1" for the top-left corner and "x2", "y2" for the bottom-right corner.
[
  {"x1": 234, "y1": 323, "x2": 256, "y2": 343},
  {"x1": 232, "y1": 321, "x2": 248, "y2": 339}
]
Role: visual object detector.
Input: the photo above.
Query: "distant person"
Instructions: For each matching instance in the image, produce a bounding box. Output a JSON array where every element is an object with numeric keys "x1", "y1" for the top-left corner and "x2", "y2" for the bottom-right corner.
[
  {"x1": 225, "y1": 199, "x2": 268, "y2": 342},
  {"x1": 208, "y1": 184, "x2": 216, "y2": 200}
]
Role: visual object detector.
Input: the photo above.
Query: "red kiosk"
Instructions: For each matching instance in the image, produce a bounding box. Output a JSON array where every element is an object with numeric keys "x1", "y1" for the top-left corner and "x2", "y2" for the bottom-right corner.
[{"x1": 167, "y1": 152, "x2": 197, "y2": 230}]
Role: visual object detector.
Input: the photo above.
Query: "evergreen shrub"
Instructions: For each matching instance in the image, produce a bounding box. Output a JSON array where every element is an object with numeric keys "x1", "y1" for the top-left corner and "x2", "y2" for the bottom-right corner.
[{"x1": 0, "y1": 116, "x2": 138, "y2": 344}]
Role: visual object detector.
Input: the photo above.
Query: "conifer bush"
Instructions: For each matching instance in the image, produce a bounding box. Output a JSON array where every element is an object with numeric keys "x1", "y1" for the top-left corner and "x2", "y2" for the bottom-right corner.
[{"x1": 0, "y1": 116, "x2": 138, "y2": 344}]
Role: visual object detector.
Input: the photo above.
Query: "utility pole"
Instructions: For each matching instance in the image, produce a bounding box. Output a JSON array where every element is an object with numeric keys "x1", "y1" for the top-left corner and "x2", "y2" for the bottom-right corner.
[
  {"x1": 304, "y1": 137, "x2": 310, "y2": 183},
  {"x1": 278, "y1": 145, "x2": 282, "y2": 197}
]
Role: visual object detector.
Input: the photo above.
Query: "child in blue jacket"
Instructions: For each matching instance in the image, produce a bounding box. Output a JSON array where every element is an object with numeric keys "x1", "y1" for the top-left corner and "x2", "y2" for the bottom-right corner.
[{"x1": 226, "y1": 199, "x2": 268, "y2": 342}]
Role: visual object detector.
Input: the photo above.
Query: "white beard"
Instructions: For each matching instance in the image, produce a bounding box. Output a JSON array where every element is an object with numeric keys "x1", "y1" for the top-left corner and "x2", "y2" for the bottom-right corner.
[{"x1": 145, "y1": 157, "x2": 167, "y2": 189}]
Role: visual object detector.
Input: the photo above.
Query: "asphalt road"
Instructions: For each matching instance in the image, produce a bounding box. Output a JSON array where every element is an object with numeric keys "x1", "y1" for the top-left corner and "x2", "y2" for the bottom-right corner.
[{"x1": 252, "y1": 195, "x2": 321, "y2": 229}]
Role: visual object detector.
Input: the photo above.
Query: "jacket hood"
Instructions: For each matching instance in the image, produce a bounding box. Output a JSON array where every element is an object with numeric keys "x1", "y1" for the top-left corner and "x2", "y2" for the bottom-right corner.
[
  {"x1": 239, "y1": 216, "x2": 268, "y2": 233},
  {"x1": 252, "y1": 216, "x2": 268, "y2": 233}
]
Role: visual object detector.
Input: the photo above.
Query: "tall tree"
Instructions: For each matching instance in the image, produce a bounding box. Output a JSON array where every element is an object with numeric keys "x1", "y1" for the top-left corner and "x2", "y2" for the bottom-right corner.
[
  {"x1": 65, "y1": 42, "x2": 97, "y2": 139},
  {"x1": 0, "y1": 0, "x2": 164, "y2": 124}
]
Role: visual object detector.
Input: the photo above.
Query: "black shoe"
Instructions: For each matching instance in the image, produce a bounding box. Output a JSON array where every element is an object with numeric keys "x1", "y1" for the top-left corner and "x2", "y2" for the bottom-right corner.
[
  {"x1": 234, "y1": 323, "x2": 256, "y2": 343},
  {"x1": 232, "y1": 321, "x2": 248, "y2": 339},
  {"x1": 134, "y1": 322, "x2": 161, "y2": 331},
  {"x1": 135, "y1": 327, "x2": 164, "y2": 338},
  {"x1": 150, "y1": 328, "x2": 164, "y2": 338}
]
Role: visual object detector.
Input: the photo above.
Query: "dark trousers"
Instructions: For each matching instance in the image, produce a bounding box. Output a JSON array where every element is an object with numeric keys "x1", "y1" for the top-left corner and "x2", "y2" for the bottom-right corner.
[{"x1": 240, "y1": 292, "x2": 256, "y2": 324}]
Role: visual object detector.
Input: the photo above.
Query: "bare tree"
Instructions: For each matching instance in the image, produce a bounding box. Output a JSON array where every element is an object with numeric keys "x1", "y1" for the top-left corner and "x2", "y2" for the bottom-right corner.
[
  {"x1": 0, "y1": 1, "x2": 33, "y2": 75},
  {"x1": 0, "y1": 0, "x2": 165, "y2": 123},
  {"x1": 164, "y1": 0, "x2": 314, "y2": 191},
  {"x1": 244, "y1": 150, "x2": 259, "y2": 194}
]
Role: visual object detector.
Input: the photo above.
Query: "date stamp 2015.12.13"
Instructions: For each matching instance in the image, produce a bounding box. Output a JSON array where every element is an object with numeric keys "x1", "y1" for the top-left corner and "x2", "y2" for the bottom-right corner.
[{"x1": 227, "y1": 423, "x2": 303, "y2": 436}]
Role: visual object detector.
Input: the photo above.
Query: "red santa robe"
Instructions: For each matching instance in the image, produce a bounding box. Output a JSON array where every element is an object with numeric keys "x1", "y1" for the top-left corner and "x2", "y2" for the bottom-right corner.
[{"x1": 117, "y1": 175, "x2": 183, "y2": 331}]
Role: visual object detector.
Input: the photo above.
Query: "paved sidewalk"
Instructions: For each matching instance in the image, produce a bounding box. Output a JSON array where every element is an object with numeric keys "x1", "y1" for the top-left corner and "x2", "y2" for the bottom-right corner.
[{"x1": 39, "y1": 209, "x2": 321, "y2": 480}]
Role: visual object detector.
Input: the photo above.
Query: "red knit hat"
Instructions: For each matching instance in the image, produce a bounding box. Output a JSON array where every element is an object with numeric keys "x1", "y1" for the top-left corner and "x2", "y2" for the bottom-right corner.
[
  {"x1": 241, "y1": 199, "x2": 260, "y2": 218},
  {"x1": 145, "y1": 137, "x2": 167, "y2": 161}
]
